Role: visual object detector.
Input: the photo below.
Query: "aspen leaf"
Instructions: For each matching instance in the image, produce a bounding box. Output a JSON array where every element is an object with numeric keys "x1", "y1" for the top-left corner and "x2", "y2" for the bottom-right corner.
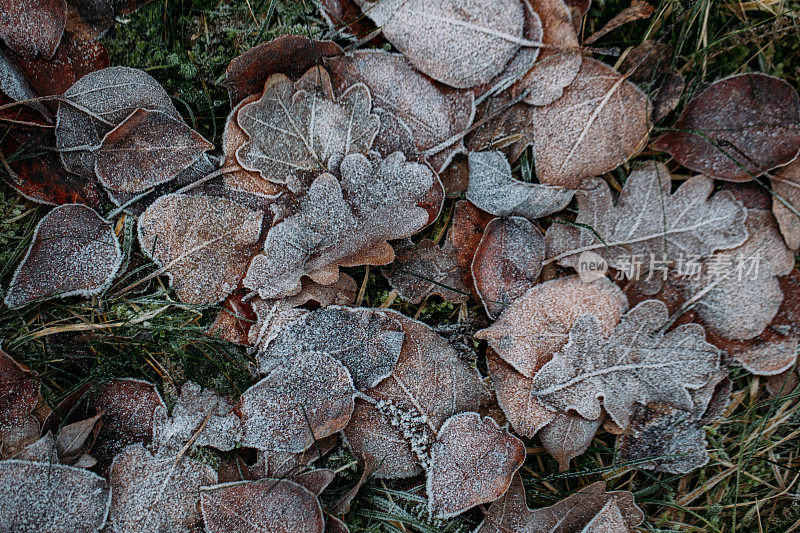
[
  {"x1": 200, "y1": 479, "x2": 325, "y2": 533},
  {"x1": 355, "y1": 0, "x2": 528, "y2": 89},
  {"x1": 0, "y1": 460, "x2": 110, "y2": 533},
  {"x1": 466, "y1": 150, "x2": 573, "y2": 220},
  {"x1": 427, "y1": 412, "x2": 525, "y2": 518},
  {"x1": 472, "y1": 216, "x2": 545, "y2": 318},
  {"x1": 382, "y1": 239, "x2": 469, "y2": 305},
  {"x1": 532, "y1": 58, "x2": 651, "y2": 187},
  {"x1": 545, "y1": 162, "x2": 748, "y2": 281},
  {"x1": 0, "y1": 0, "x2": 65, "y2": 59},
  {"x1": 653, "y1": 73, "x2": 800, "y2": 181},
  {"x1": 95, "y1": 109, "x2": 213, "y2": 194},
  {"x1": 137, "y1": 193, "x2": 264, "y2": 306},
  {"x1": 4, "y1": 204, "x2": 122, "y2": 308}
]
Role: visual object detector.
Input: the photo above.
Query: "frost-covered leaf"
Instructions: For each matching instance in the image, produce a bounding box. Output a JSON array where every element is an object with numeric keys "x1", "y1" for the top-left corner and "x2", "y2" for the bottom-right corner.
[
  {"x1": 617, "y1": 372, "x2": 731, "y2": 474},
  {"x1": 0, "y1": 460, "x2": 110, "y2": 532},
  {"x1": 382, "y1": 239, "x2": 469, "y2": 305},
  {"x1": 355, "y1": 0, "x2": 528, "y2": 89},
  {"x1": 476, "y1": 476, "x2": 644, "y2": 533},
  {"x1": 528, "y1": 299, "x2": 722, "y2": 428},
  {"x1": 0, "y1": 0, "x2": 65, "y2": 58},
  {"x1": 326, "y1": 50, "x2": 475, "y2": 172},
  {"x1": 545, "y1": 162, "x2": 748, "y2": 280},
  {"x1": 295, "y1": 468, "x2": 336, "y2": 496},
  {"x1": 771, "y1": 158, "x2": 800, "y2": 250},
  {"x1": 200, "y1": 479, "x2": 325, "y2": 533},
  {"x1": 0, "y1": 48, "x2": 51, "y2": 118},
  {"x1": 108, "y1": 444, "x2": 217, "y2": 533},
  {"x1": 252, "y1": 435, "x2": 338, "y2": 479},
  {"x1": 684, "y1": 209, "x2": 794, "y2": 341},
  {"x1": 137, "y1": 193, "x2": 263, "y2": 306},
  {"x1": 255, "y1": 305, "x2": 403, "y2": 390},
  {"x1": 4, "y1": 204, "x2": 122, "y2": 308},
  {"x1": 152, "y1": 381, "x2": 241, "y2": 453},
  {"x1": 532, "y1": 58, "x2": 650, "y2": 187},
  {"x1": 466, "y1": 151, "x2": 573, "y2": 219},
  {"x1": 237, "y1": 351, "x2": 355, "y2": 453},
  {"x1": 448, "y1": 199, "x2": 494, "y2": 295},
  {"x1": 581, "y1": 500, "x2": 632, "y2": 533},
  {"x1": 236, "y1": 72, "x2": 379, "y2": 188},
  {"x1": 427, "y1": 412, "x2": 525, "y2": 519},
  {"x1": 472, "y1": 216, "x2": 545, "y2": 318},
  {"x1": 56, "y1": 413, "x2": 100, "y2": 458},
  {"x1": 12, "y1": 432, "x2": 57, "y2": 463},
  {"x1": 244, "y1": 152, "x2": 437, "y2": 299},
  {"x1": 344, "y1": 313, "x2": 488, "y2": 478},
  {"x1": 538, "y1": 411, "x2": 602, "y2": 471},
  {"x1": 467, "y1": 92, "x2": 535, "y2": 163},
  {"x1": 56, "y1": 66, "x2": 180, "y2": 179},
  {"x1": 95, "y1": 109, "x2": 213, "y2": 194},
  {"x1": 477, "y1": 275, "x2": 627, "y2": 377},
  {"x1": 653, "y1": 73, "x2": 800, "y2": 181},
  {"x1": 225, "y1": 35, "x2": 342, "y2": 106},
  {"x1": 0, "y1": 350, "x2": 44, "y2": 457}
]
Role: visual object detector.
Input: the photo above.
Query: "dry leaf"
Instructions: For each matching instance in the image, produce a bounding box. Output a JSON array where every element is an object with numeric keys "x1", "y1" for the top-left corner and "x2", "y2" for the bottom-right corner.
[
  {"x1": 582, "y1": 500, "x2": 632, "y2": 533},
  {"x1": 95, "y1": 109, "x2": 213, "y2": 194},
  {"x1": 244, "y1": 152, "x2": 437, "y2": 299},
  {"x1": 584, "y1": 0, "x2": 655, "y2": 45},
  {"x1": 343, "y1": 313, "x2": 488, "y2": 478},
  {"x1": 137, "y1": 193, "x2": 264, "y2": 306},
  {"x1": 56, "y1": 66, "x2": 181, "y2": 179},
  {"x1": 207, "y1": 290, "x2": 258, "y2": 345},
  {"x1": 4, "y1": 204, "x2": 122, "y2": 308},
  {"x1": 476, "y1": 476, "x2": 644, "y2": 532},
  {"x1": 237, "y1": 351, "x2": 356, "y2": 453},
  {"x1": 382, "y1": 239, "x2": 469, "y2": 305},
  {"x1": 0, "y1": 350, "x2": 44, "y2": 457},
  {"x1": 0, "y1": 0, "x2": 65, "y2": 58},
  {"x1": 545, "y1": 162, "x2": 748, "y2": 280},
  {"x1": 472, "y1": 216, "x2": 545, "y2": 318},
  {"x1": 467, "y1": 92, "x2": 536, "y2": 162},
  {"x1": 253, "y1": 435, "x2": 338, "y2": 480},
  {"x1": 427, "y1": 412, "x2": 525, "y2": 518},
  {"x1": 200, "y1": 479, "x2": 325, "y2": 533},
  {"x1": 319, "y1": 0, "x2": 379, "y2": 39},
  {"x1": 448, "y1": 199, "x2": 494, "y2": 295},
  {"x1": 56, "y1": 413, "x2": 101, "y2": 458},
  {"x1": 0, "y1": 460, "x2": 110, "y2": 532},
  {"x1": 236, "y1": 72, "x2": 379, "y2": 188},
  {"x1": 466, "y1": 150, "x2": 574, "y2": 219},
  {"x1": 653, "y1": 73, "x2": 800, "y2": 181},
  {"x1": 538, "y1": 411, "x2": 602, "y2": 471},
  {"x1": 326, "y1": 50, "x2": 475, "y2": 172},
  {"x1": 108, "y1": 443, "x2": 217, "y2": 533},
  {"x1": 255, "y1": 305, "x2": 404, "y2": 390},
  {"x1": 295, "y1": 468, "x2": 336, "y2": 496},
  {"x1": 532, "y1": 58, "x2": 651, "y2": 187},
  {"x1": 65, "y1": 0, "x2": 153, "y2": 39},
  {"x1": 771, "y1": 157, "x2": 800, "y2": 250},
  {"x1": 12, "y1": 432, "x2": 57, "y2": 463},
  {"x1": 477, "y1": 275, "x2": 628, "y2": 377},
  {"x1": 528, "y1": 299, "x2": 722, "y2": 429},
  {"x1": 355, "y1": 0, "x2": 528, "y2": 89},
  {"x1": 0, "y1": 48, "x2": 50, "y2": 118}
]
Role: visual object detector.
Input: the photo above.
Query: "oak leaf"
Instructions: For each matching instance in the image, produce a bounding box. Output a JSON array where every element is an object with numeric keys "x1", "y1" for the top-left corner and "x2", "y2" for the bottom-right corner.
[{"x1": 382, "y1": 239, "x2": 470, "y2": 305}]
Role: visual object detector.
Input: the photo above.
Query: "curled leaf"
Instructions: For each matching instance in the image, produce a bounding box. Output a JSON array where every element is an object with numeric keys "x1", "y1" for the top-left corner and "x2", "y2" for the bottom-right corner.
[
  {"x1": 382, "y1": 239, "x2": 469, "y2": 305},
  {"x1": 4, "y1": 204, "x2": 122, "y2": 308}
]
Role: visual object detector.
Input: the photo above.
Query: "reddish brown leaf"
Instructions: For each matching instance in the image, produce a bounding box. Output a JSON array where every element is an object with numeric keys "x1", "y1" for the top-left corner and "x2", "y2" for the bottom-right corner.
[
  {"x1": 653, "y1": 73, "x2": 800, "y2": 181},
  {"x1": 382, "y1": 239, "x2": 469, "y2": 305},
  {"x1": 207, "y1": 290, "x2": 257, "y2": 345},
  {"x1": 771, "y1": 157, "x2": 800, "y2": 250},
  {"x1": 448, "y1": 199, "x2": 495, "y2": 296},
  {"x1": 319, "y1": 0, "x2": 379, "y2": 39},
  {"x1": 65, "y1": 0, "x2": 152, "y2": 38},
  {"x1": 0, "y1": 350, "x2": 43, "y2": 458},
  {"x1": 0, "y1": 0, "x2": 66, "y2": 59},
  {"x1": 584, "y1": 0, "x2": 655, "y2": 45}
]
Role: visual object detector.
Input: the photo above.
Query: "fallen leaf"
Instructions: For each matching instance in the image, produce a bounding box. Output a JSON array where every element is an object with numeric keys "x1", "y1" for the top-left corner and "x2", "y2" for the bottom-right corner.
[
  {"x1": 319, "y1": 0, "x2": 379, "y2": 40},
  {"x1": 4, "y1": 204, "x2": 122, "y2": 308},
  {"x1": 237, "y1": 351, "x2": 356, "y2": 453},
  {"x1": 0, "y1": 460, "x2": 110, "y2": 532},
  {"x1": 653, "y1": 73, "x2": 800, "y2": 181},
  {"x1": 448, "y1": 199, "x2": 494, "y2": 295},
  {"x1": 295, "y1": 468, "x2": 336, "y2": 496},
  {"x1": 544, "y1": 162, "x2": 748, "y2": 281},
  {"x1": 244, "y1": 152, "x2": 437, "y2": 299},
  {"x1": 95, "y1": 109, "x2": 213, "y2": 194},
  {"x1": 56, "y1": 66, "x2": 181, "y2": 179},
  {"x1": 0, "y1": 350, "x2": 44, "y2": 458},
  {"x1": 382, "y1": 239, "x2": 469, "y2": 305},
  {"x1": 584, "y1": 0, "x2": 655, "y2": 45},
  {"x1": 527, "y1": 299, "x2": 722, "y2": 429},
  {"x1": 108, "y1": 443, "x2": 217, "y2": 533},
  {"x1": 137, "y1": 193, "x2": 264, "y2": 306},
  {"x1": 476, "y1": 476, "x2": 644, "y2": 532},
  {"x1": 56, "y1": 413, "x2": 101, "y2": 458},
  {"x1": 326, "y1": 50, "x2": 475, "y2": 172},
  {"x1": 466, "y1": 150, "x2": 574, "y2": 219},
  {"x1": 477, "y1": 275, "x2": 628, "y2": 377},
  {"x1": 427, "y1": 412, "x2": 525, "y2": 518},
  {"x1": 472, "y1": 216, "x2": 545, "y2": 318},
  {"x1": 532, "y1": 58, "x2": 651, "y2": 187},
  {"x1": 771, "y1": 157, "x2": 800, "y2": 250},
  {"x1": 467, "y1": 92, "x2": 536, "y2": 162},
  {"x1": 538, "y1": 411, "x2": 602, "y2": 471},
  {"x1": 253, "y1": 435, "x2": 338, "y2": 479},
  {"x1": 355, "y1": 0, "x2": 529, "y2": 89},
  {"x1": 225, "y1": 35, "x2": 343, "y2": 106},
  {"x1": 65, "y1": 0, "x2": 153, "y2": 38},
  {"x1": 11, "y1": 432, "x2": 57, "y2": 463},
  {"x1": 0, "y1": 47, "x2": 51, "y2": 118},
  {"x1": 344, "y1": 313, "x2": 488, "y2": 478},
  {"x1": 236, "y1": 72, "x2": 380, "y2": 189},
  {"x1": 207, "y1": 290, "x2": 258, "y2": 345},
  {"x1": 582, "y1": 500, "x2": 633, "y2": 532},
  {"x1": 0, "y1": 0, "x2": 65, "y2": 58},
  {"x1": 200, "y1": 479, "x2": 325, "y2": 533},
  {"x1": 766, "y1": 367, "x2": 799, "y2": 398}
]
